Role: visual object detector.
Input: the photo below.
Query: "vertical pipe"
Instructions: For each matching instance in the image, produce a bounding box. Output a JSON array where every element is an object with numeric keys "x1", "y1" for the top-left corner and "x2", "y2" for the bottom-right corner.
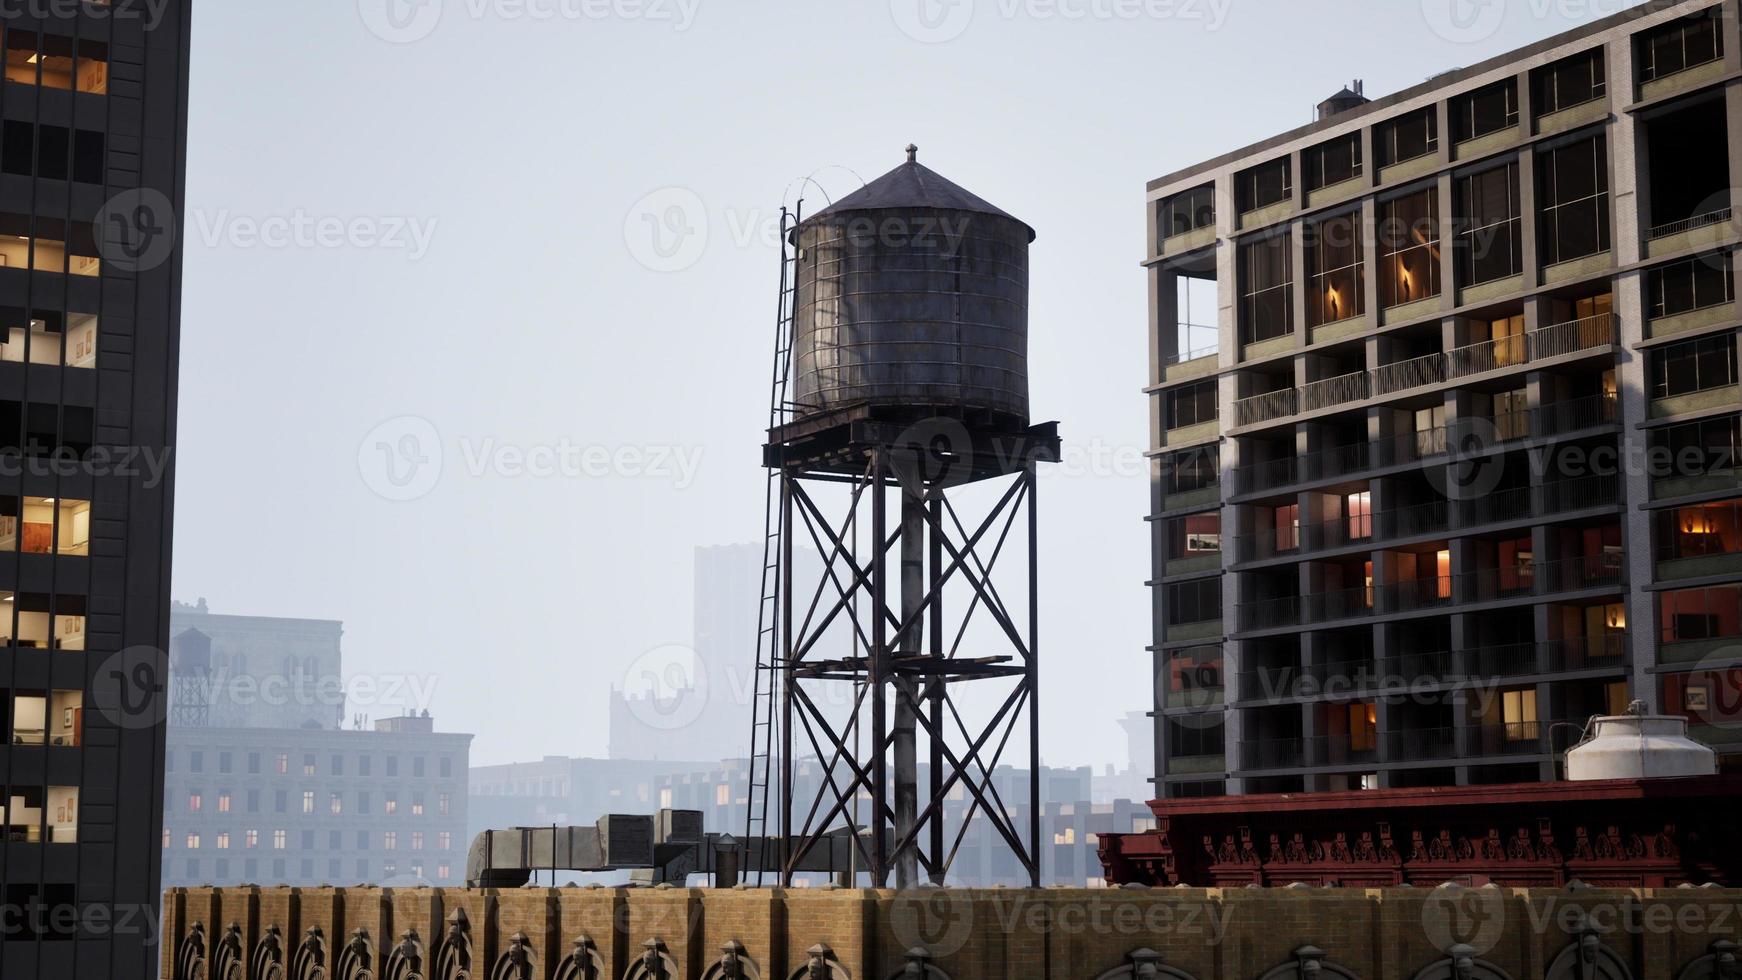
[
  {"x1": 780, "y1": 474, "x2": 795, "y2": 885},
  {"x1": 893, "y1": 484, "x2": 924, "y2": 888},
  {"x1": 928, "y1": 493, "x2": 945, "y2": 884},
  {"x1": 871, "y1": 450, "x2": 890, "y2": 886},
  {"x1": 1027, "y1": 464, "x2": 1041, "y2": 888}
]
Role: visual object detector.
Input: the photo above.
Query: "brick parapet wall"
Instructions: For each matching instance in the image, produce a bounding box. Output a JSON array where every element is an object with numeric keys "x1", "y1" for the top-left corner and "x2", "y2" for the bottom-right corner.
[{"x1": 160, "y1": 884, "x2": 1742, "y2": 979}]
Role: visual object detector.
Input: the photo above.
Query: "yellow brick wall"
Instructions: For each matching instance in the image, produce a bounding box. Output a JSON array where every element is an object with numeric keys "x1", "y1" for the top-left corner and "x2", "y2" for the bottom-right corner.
[{"x1": 159, "y1": 884, "x2": 1742, "y2": 979}]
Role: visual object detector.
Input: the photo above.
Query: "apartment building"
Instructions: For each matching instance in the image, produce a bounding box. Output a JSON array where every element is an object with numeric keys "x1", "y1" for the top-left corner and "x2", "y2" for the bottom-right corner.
[
  {"x1": 157, "y1": 604, "x2": 474, "y2": 889},
  {"x1": 0, "y1": 3, "x2": 191, "y2": 979},
  {"x1": 161, "y1": 714, "x2": 473, "y2": 890},
  {"x1": 1147, "y1": 0, "x2": 1742, "y2": 798}
]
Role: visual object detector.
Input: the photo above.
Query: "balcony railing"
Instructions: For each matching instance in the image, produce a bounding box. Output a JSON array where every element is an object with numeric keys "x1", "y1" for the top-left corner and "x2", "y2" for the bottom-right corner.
[
  {"x1": 1234, "y1": 499, "x2": 1449, "y2": 563},
  {"x1": 1532, "y1": 392, "x2": 1619, "y2": 436},
  {"x1": 1457, "y1": 474, "x2": 1619, "y2": 527},
  {"x1": 1299, "y1": 370, "x2": 1371, "y2": 413},
  {"x1": 1229, "y1": 316, "x2": 1615, "y2": 435},
  {"x1": 1235, "y1": 388, "x2": 1298, "y2": 427},
  {"x1": 1235, "y1": 641, "x2": 1626, "y2": 703},
  {"x1": 1530, "y1": 313, "x2": 1615, "y2": 360},
  {"x1": 1231, "y1": 414, "x2": 1533, "y2": 497},
  {"x1": 1375, "y1": 353, "x2": 1447, "y2": 395},
  {"x1": 1237, "y1": 724, "x2": 1548, "y2": 771},
  {"x1": 1649, "y1": 208, "x2": 1732, "y2": 241},
  {"x1": 1163, "y1": 336, "x2": 1221, "y2": 366},
  {"x1": 1448, "y1": 335, "x2": 1529, "y2": 379}
]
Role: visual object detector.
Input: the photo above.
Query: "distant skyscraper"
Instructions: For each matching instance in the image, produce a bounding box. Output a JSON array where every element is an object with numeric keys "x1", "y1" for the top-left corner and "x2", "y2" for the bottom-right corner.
[{"x1": 609, "y1": 544, "x2": 843, "y2": 762}]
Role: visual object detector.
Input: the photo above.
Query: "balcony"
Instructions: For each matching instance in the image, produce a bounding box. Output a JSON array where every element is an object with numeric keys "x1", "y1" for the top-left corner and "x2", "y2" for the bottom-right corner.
[
  {"x1": 1375, "y1": 353, "x2": 1447, "y2": 396},
  {"x1": 1228, "y1": 315, "x2": 1614, "y2": 436},
  {"x1": 1532, "y1": 392, "x2": 1619, "y2": 436},
  {"x1": 1163, "y1": 341, "x2": 1221, "y2": 382},
  {"x1": 1299, "y1": 371, "x2": 1370, "y2": 413},
  {"x1": 1234, "y1": 499, "x2": 1449, "y2": 564},
  {"x1": 1237, "y1": 724, "x2": 1545, "y2": 773},
  {"x1": 1235, "y1": 388, "x2": 1298, "y2": 427},
  {"x1": 1646, "y1": 207, "x2": 1732, "y2": 260},
  {"x1": 1236, "y1": 641, "x2": 1626, "y2": 705},
  {"x1": 1459, "y1": 474, "x2": 1620, "y2": 527}
]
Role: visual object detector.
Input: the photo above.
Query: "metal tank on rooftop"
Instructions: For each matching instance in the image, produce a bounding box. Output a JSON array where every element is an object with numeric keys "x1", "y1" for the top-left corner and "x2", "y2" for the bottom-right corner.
[
  {"x1": 1564, "y1": 700, "x2": 1718, "y2": 781},
  {"x1": 790, "y1": 145, "x2": 1034, "y2": 425}
]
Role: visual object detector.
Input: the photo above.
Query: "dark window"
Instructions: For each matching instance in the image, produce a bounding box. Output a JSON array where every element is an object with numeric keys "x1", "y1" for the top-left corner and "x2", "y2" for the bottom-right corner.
[
  {"x1": 1239, "y1": 234, "x2": 1293, "y2": 343},
  {"x1": 1304, "y1": 134, "x2": 1362, "y2": 192},
  {"x1": 1, "y1": 120, "x2": 29, "y2": 177},
  {"x1": 1640, "y1": 10, "x2": 1723, "y2": 82},
  {"x1": 1539, "y1": 135, "x2": 1611, "y2": 266},
  {"x1": 72, "y1": 129, "x2": 102, "y2": 184},
  {"x1": 1653, "y1": 413, "x2": 1742, "y2": 478},
  {"x1": 1305, "y1": 213, "x2": 1363, "y2": 326},
  {"x1": 1457, "y1": 162, "x2": 1522, "y2": 287},
  {"x1": 1159, "y1": 183, "x2": 1215, "y2": 241},
  {"x1": 1536, "y1": 49, "x2": 1607, "y2": 115},
  {"x1": 1377, "y1": 107, "x2": 1438, "y2": 166},
  {"x1": 1166, "y1": 718, "x2": 1225, "y2": 759},
  {"x1": 1166, "y1": 445, "x2": 1220, "y2": 495},
  {"x1": 1378, "y1": 188, "x2": 1441, "y2": 307},
  {"x1": 1236, "y1": 157, "x2": 1292, "y2": 214},
  {"x1": 1649, "y1": 254, "x2": 1735, "y2": 319},
  {"x1": 36, "y1": 124, "x2": 68, "y2": 180},
  {"x1": 1452, "y1": 80, "x2": 1519, "y2": 143},
  {"x1": 1166, "y1": 577, "x2": 1222, "y2": 626},
  {"x1": 1651, "y1": 333, "x2": 1737, "y2": 399},
  {"x1": 1166, "y1": 379, "x2": 1217, "y2": 430},
  {"x1": 4, "y1": 885, "x2": 76, "y2": 940}
]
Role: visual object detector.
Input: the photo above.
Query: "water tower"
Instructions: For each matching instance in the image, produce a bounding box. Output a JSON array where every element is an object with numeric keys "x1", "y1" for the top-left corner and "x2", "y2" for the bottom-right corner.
[{"x1": 745, "y1": 147, "x2": 1059, "y2": 887}]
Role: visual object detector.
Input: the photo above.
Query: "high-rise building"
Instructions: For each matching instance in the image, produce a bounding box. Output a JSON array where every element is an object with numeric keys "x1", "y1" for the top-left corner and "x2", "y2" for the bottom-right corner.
[
  {"x1": 1147, "y1": 0, "x2": 1742, "y2": 798},
  {"x1": 0, "y1": 4, "x2": 190, "y2": 978},
  {"x1": 168, "y1": 598, "x2": 345, "y2": 731}
]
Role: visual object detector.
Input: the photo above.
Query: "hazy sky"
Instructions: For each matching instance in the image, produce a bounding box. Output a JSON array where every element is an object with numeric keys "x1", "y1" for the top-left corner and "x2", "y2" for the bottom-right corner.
[{"x1": 171, "y1": 0, "x2": 1644, "y2": 768}]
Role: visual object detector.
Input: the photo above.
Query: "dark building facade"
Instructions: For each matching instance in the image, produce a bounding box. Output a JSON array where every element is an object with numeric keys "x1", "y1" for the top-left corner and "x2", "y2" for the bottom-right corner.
[
  {"x1": 0, "y1": 1, "x2": 190, "y2": 978},
  {"x1": 1148, "y1": 0, "x2": 1742, "y2": 798}
]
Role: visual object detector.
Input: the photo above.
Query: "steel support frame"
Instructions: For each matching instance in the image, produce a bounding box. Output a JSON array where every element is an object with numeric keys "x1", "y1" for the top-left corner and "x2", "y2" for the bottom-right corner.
[{"x1": 776, "y1": 447, "x2": 1042, "y2": 887}]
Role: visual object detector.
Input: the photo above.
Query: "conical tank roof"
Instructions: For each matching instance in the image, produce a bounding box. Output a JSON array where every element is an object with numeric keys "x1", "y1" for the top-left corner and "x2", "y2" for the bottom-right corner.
[{"x1": 805, "y1": 145, "x2": 1036, "y2": 242}]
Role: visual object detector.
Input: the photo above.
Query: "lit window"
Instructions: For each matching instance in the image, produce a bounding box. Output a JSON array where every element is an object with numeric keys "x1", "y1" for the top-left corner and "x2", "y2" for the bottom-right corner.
[
  {"x1": 1347, "y1": 492, "x2": 1372, "y2": 539},
  {"x1": 412, "y1": 832, "x2": 424, "y2": 851},
  {"x1": 188, "y1": 794, "x2": 202, "y2": 812},
  {"x1": 0, "y1": 498, "x2": 92, "y2": 555},
  {"x1": 273, "y1": 831, "x2": 286, "y2": 850},
  {"x1": 186, "y1": 834, "x2": 200, "y2": 850},
  {"x1": 9, "y1": 689, "x2": 82, "y2": 746},
  {"x1": 217, "y1": 794, "x2": 231, "y2": 814},
  {"x1": 216, "y1": 834, "x2": 230, "y2": 851},
  {"x1": 301, "y1": 791, "x2": 314, "y2": 814},
  {"x1": 437, "y1": 864, "x2": 451, "y2": 881},
  {"x1": 384, "y1": 831, "x2": 398, "y2": 851},
  {"x1": 303, "y1": 754, "x2": 315, "y2": 776},
  {"x1": 411, "y1": 795, "x2": 424, "y2": 816},
  {"x1": 276, "y1": 755, "x2": 288, "y2": 775},
  {"x1": 163, "y1": 828, "x2": 170, "y2": 849},
  {"x1": 438, "y1": 832, "x2": 452, "y2": 850},
  {"x1": 1436, "y1": 550, "x2": 1452, "y2": 599},
  {"x1": 385, "y1": 798, "x2": 398, "y2": 815},
  {"x1": 1501, "y1": 688, "x2": 1539, "y2": 740},
  {"x1": 330, "y1": 794, "x2": 342, "y2": 815},
  {"x1": 245, "y1": 830, "x2": 259, "y2": 849},
  {"x1": 3, "y1": 34, "x2": 109, "y2": 93}
]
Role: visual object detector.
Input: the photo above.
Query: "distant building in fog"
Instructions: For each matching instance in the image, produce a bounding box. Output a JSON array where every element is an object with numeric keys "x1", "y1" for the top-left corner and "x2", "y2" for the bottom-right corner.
[{"x1": 163, "y1": 601, "x2": 471, "y2": 889}]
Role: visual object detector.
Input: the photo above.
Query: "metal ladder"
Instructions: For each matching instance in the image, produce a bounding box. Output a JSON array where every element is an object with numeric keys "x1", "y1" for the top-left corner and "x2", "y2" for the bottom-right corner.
[{"x1": 744, "y1": 205, "x2": 800, "y2": 883}]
